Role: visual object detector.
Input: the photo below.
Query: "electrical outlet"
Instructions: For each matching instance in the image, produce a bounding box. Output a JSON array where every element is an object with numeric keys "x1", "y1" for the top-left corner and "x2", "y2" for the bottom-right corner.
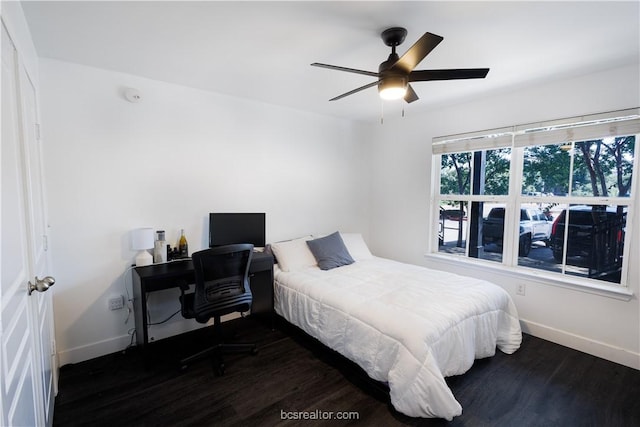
[
  {"x1": 108, "y1": 295, "x2": 124, "y2": 310},
  {"x1": 516, "y1": 283, "x2": 526, "y2": 296}
]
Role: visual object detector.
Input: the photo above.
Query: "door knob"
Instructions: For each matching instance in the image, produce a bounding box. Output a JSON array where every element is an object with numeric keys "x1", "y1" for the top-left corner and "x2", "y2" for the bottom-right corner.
[{"x1": 28, "y1": 276, "x2": 55, "y2": 295}]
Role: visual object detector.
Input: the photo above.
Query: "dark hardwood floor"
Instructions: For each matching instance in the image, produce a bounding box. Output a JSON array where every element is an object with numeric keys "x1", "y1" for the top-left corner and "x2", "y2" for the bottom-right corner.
[{"x1": 53, "y1": 317, "x2": 640, "y2": 426}]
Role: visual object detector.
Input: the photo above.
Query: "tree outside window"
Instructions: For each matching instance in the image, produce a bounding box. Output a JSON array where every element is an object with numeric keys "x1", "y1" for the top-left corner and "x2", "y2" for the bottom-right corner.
[{"x1": 436, "y1": 134, "x2": 635, "y2": 285}]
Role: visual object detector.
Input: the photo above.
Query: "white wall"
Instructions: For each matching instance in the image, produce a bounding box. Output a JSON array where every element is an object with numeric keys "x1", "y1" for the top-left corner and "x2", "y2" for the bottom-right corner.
[
  {"x1": 1, "y1": 2, "x2": 39, "y2": 89},
  {"x1": 368, "y1": 64, "x2": 640, "y2": 368},
  {"x1": 39, "y1": 55, "x2": 640, "y2": 368},
  {"x1": 40, "y1": 59, "x2": 371, "y2": 364}
]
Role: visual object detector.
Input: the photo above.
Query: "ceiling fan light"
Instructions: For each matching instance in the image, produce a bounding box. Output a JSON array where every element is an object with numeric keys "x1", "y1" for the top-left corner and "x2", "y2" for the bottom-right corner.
[{"x1": 378, "y1": 77, "x2": 407, "y2": 100}]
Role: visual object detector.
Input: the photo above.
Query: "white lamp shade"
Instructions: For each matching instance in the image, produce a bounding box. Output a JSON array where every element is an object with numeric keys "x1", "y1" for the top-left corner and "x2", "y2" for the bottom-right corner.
[
  {"x1": 131, "y1": 227, "x2": 154, "y2": 250},
  {"x1": 132, "y1": 227, "x2": 154, "y2": 266}
]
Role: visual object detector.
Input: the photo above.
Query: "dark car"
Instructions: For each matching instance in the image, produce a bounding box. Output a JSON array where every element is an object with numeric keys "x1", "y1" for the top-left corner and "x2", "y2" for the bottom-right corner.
[
  {"x1": 550, "y1": 205, "x2": 625, "y2": 279},
  {"x1": 483, "y1": 207, "x2": 552, "y2": 257}
]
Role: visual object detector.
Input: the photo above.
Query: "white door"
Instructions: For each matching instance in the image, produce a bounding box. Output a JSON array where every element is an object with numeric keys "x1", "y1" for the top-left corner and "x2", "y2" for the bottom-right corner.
[{"x1": 1, "y1": 22, "x2": 56, "y2": 427}]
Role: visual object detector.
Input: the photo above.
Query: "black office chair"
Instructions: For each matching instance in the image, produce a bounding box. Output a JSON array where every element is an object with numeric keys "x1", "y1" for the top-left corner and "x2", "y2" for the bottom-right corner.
[{"x1": 179, "y1": 244, "x2": 258, "y2": 375}]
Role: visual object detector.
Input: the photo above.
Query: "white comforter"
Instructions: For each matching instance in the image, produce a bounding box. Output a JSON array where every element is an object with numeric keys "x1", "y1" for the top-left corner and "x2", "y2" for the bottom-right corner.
[{"x1": 274, "y1": 257, "x2": 522, "y2": 420}]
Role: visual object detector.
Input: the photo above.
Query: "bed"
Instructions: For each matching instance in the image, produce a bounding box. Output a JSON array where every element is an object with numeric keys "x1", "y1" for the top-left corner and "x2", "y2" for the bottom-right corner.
[{"x1": 269, "y1": 232, "x2": 522, "y2": 420}]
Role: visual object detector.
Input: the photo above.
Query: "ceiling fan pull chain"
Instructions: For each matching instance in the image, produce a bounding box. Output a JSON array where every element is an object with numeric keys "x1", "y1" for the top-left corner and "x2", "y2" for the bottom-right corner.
[{"x1": 380, "y1": 101, "x2": 384, "y2": 125}]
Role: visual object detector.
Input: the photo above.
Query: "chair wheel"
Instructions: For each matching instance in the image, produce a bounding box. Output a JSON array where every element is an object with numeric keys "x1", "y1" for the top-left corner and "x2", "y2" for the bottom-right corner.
[{"x1": 214, "y1": 363, "x2": 225, "y2": 377}]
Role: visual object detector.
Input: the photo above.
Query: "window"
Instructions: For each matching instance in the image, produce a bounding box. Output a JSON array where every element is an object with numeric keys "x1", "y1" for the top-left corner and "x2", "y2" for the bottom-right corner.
[{"x1": 432, "y1": 109, "x2": 639, "y2": 287}]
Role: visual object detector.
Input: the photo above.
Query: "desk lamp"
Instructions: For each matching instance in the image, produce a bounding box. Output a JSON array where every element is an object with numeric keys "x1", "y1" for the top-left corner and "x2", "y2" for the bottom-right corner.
[{"x1": 132, "y1": 227, "x2": 154, "y2": 266}]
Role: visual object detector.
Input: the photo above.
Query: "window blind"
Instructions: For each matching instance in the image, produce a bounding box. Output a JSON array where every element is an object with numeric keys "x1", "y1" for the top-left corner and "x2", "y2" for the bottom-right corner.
[
  {"x1": 432, "y1": 126, "x2": 513, "y2": 154},
  {"x1": 432, "y1": 108, "x2": 640, "y2": 153},
  {"x1": 514, "y1": 109, "x2": 640, "y2": 147}
]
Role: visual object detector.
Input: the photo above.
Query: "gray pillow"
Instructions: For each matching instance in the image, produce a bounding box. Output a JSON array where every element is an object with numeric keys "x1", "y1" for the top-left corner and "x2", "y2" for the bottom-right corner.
[{"x1": 306, "y1": 232, "x2": 355, "y2": 270}]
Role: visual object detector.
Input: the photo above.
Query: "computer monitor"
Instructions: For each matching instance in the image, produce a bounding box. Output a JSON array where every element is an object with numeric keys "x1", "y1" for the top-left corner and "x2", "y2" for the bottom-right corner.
[{"x1": 209, "y1": 213, "x2": 266, "y2": 248}]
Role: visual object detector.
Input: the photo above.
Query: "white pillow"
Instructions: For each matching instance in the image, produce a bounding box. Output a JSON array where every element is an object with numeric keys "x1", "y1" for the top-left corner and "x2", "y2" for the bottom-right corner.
[
  {"x1": 339, "y1": 233, "x2": 373, "y2": 260},
  {"x1": 270, "y1": 236, "x2": 317, "y2": 272}
]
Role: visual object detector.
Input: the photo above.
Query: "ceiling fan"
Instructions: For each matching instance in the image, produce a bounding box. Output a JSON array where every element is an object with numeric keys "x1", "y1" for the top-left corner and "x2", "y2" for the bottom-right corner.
[{"x1": 311, "y1": 27, "x2": 489, "y2": 103}]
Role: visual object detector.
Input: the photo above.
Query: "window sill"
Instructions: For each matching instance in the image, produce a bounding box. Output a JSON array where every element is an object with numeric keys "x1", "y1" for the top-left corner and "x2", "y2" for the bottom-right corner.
[{"x1": 423, "y1": 253, "x2": 634, "y2": 301}]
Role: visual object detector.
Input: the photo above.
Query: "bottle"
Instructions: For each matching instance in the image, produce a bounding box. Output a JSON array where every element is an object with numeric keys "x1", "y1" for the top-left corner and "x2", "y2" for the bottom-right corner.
[
  {"x1": 154, "y1": 230, "x2": 167, "y2": 263},
  {"x1": 178, "y1": 229, "x2": 188, "y2": 258}
]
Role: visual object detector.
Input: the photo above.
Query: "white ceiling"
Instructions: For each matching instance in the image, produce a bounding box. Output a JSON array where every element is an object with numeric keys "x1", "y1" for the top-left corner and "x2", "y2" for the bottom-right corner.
[{"x1": 21, "y1": 1, "x2": 640, "y2": 122}]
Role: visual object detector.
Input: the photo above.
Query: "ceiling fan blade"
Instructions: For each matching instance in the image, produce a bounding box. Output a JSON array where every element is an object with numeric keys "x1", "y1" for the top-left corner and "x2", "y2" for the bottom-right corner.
[
  {"x1": 404, "y1": 84, "x2": 419, "y2": 103},
  {"x1": 328, "y1": 81, "x2": 379, "y2": 101},
  {"x1": 409, "y1": 68, "x2": 490, "y2": 81},
  {"x1": 390, "y1": 32, "x2": 443, "y2": 74},
  {"x1": 311, "y1": 63, "x2": 379, "y2": 77}
]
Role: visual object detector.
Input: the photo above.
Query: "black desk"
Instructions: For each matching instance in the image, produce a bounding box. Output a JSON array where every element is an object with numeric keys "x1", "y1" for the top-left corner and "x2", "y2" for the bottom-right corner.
[{"x1": 132, "y1": 251, "x2": 274, "y2": 348}]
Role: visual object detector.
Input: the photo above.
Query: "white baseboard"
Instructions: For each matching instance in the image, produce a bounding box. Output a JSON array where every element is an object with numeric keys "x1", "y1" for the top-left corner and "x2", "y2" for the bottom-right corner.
[
  {"x1": 57, "y1": 334, "x2": 132, "y2": 366},
  {"x1": 57, "y1": 313, "x2": 242, "y2": 365},
  {"x1": 521, "y1": 319, "x2": 640, "y2": 370},
  {"x1": 58, "y1": 316, "x2": 639, "y2": 370}
]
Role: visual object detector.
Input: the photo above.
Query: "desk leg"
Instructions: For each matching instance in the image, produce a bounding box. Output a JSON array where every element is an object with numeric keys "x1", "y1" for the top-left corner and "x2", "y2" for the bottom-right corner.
[
  {"x1": 132, "y1": 272, "x2": 148, "y2": 348},
  {"x1": 249, "y1": 269, "x2": 274, "y2": 330}
]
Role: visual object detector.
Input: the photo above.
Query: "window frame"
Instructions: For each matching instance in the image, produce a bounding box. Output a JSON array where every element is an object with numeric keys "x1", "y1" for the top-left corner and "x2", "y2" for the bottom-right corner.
[{"x1": 429, "y1": 108, "x2": 639, "y2": 297}]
